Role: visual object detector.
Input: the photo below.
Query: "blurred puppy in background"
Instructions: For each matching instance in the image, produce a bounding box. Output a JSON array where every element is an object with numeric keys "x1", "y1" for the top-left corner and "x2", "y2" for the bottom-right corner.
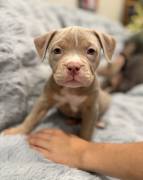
[{"x1": 98, "y1": 31, "x2": 143, "y2": 93}]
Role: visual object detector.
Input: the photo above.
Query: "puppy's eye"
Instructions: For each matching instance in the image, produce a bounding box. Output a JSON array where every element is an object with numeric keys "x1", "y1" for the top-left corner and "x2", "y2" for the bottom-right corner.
[
  {"x1": 87, "y1": 48, "x2": 96, "y2": 55},
  {"x1": 53, "y1": 48, "x2": 62, "y2": 54}
]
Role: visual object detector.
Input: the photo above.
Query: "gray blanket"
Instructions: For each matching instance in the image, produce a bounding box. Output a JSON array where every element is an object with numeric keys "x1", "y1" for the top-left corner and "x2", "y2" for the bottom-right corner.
[{"x1": 0, "y1": 0, "x2": 142, "y2": 179}]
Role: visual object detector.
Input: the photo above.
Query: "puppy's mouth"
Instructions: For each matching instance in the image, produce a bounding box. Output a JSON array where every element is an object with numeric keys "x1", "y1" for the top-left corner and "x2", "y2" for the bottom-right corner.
[
  {"x1": 54, "y1": 68, "x2": 94, "y2": 88},
  {"x1": 64, "y1": 76, "x2": 82, "y2": 87},
  {"x1": 65, "y1": 79, "x2": 80, "y2": 84}
]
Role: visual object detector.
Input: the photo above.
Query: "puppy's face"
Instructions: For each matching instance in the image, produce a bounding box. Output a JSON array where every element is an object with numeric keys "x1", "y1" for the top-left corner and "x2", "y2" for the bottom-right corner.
[
  {"x1": 48, "y1": 28, "x2": 101, "y2": 88},
  {"x1": 34, "y1": 27, "x2": 116, "y2": 88}
]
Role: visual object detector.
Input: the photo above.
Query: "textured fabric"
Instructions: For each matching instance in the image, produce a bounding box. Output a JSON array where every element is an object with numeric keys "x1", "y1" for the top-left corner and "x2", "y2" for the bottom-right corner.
[{"x1": 0, "y1": 0, "x2": 141, "y2": 179}]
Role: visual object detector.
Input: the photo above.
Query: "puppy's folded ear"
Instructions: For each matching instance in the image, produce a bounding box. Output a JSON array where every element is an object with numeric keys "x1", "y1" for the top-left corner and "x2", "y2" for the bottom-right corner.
[
  {"x1": 93, "y1": 31, "x2": 116, "y2": 63},
  {"x1": 34, "y1": 30, "x2": 57, "y2": 60}
]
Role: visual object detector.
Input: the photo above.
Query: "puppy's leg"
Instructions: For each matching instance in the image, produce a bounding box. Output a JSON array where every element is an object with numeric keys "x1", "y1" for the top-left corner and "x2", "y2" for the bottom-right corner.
[
  {"x1": 95, "y1": 90, "x2": 111, "y2": 129},
  {"x1": 80, "y1": 103, "x2": 99, "y2": 141},
  {"x1": 2, "y1": 94, "x2": 52, "y2": 135}
]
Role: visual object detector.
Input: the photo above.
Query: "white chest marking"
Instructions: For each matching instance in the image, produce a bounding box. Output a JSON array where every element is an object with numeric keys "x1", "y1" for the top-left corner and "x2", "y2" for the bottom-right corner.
[{"x1": 54, "y1": 88, "x2": 87, "y2": 112}]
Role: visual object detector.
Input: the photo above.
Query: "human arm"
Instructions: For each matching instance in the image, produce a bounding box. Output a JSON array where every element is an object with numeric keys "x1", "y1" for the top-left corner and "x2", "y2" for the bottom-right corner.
[{"x1": 28, "y1": 129, "x2": 143, "y2": 180}]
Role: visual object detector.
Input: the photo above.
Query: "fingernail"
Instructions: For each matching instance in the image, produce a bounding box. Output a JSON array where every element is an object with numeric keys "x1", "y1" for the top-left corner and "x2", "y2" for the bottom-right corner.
[
  {"x1": 27, "y1": 137, "x2": 33, "y2": 143},
  {"x1": 30, "y1": 145, "x2": 39, "y2": 151},
  {"x1": 28, "y1": 134, "x2": 34, "y2": 137},
  {"x1": 28, "y1": 135, "x2": 36, "y2": 141},
  {"x1": 30, "y1": 145, "x2": 37, "y2": 150}
]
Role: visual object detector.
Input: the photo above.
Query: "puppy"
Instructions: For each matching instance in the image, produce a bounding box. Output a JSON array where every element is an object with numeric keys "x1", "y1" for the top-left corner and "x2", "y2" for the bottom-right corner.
[
  {"x1": 98, "y1": 30, "x2": 143, "y2": 93},
  {"x1": 3, "y1": 26, "x2": 116, "y2": 140}
]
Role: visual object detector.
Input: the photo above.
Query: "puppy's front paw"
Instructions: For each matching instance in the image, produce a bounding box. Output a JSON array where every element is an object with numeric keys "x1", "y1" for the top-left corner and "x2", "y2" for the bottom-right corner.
[{"x1": 1, "y1": 126, "x2": 27, "y2": 136}]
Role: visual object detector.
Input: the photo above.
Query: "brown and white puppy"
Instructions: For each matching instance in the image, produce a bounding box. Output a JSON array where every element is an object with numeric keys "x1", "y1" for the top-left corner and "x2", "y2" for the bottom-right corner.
[{"x1": 3, "y1": 26, "x2": 116, "y2": 140}]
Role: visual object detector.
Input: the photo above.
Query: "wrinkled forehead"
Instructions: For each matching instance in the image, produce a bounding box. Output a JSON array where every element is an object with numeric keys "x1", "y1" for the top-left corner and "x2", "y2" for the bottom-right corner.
[{"x1": 49, "y1": 28, "x2": 100, "y2": 49}]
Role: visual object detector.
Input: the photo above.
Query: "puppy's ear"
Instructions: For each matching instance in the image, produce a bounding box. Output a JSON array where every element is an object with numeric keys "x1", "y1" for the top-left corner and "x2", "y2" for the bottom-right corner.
[
  {"x1": 34, "y1": 31, "x2": 57, "y2": 60},
  {"x1": 93, "y1": 31, "x2": 116, "y2": 63}
]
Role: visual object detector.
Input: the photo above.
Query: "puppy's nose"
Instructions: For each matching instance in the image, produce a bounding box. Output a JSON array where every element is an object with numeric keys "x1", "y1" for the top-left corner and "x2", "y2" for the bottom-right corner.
[{"x1": 66, "y1": 62, "x2": 81, "y2": 75}]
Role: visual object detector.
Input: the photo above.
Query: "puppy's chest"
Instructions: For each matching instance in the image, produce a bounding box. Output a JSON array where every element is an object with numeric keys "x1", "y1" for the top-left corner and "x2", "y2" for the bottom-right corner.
[{"x1": 53, "y1": 88, "x2": 87, "y2": 114}]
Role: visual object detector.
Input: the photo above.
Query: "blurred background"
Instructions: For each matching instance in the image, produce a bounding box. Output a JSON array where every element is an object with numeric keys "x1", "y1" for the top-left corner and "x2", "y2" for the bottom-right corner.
[{"x1": 46, "y1": 0, "x2": 143, "y2": 32}]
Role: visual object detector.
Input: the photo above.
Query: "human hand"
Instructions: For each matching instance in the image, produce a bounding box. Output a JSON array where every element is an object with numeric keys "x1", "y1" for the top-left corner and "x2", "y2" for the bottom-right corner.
[{"x1": 28, "y1": 129, "x2": 89, "y2": 169}]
